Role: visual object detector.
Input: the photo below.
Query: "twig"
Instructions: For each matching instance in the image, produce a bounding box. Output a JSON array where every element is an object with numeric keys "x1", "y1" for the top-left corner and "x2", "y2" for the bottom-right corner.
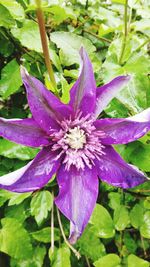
[
  {"x1": 50, "y1": 191, "x2": 54, "y2": 254},
  {"x1": 133, "y1": 38, "x2": 150, "y2": 54},
  {"x1": 35, "y1": 0, "x2": 57, "y2": 91},
  {"x1": 119, "y1": 0, "x2": 128, "y2": 65},
  {"x1": 84, "y1": 29, "x2": 111, "y2": 43},
  {"x1": 56, "y1": 207, "x2": 81, "y2": 260}
]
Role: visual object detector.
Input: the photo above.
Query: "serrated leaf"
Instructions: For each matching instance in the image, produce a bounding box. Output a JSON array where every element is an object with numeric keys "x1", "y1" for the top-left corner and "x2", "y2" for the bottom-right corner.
[
  {"x1": 31, "y1": 227, "x2": 60, "y2": 243},
  {"x1": 8, "y1": 192, "x2": 31, "y2": 206},
  {"x1": 90, "y1": 204, "x2": 115, "y2": 238},
  {"x1": 0, "y1": 218, "x2": 33, "y2": 259},
  {"x1": 94, "y1": 254, "x2": 121, "y2": 267},
  {"x1": 0, "y1": 139, "x2": 39, "y2": 160},
  {"x1": 0, "y1": 59, "x2": 22, "y2": 99},
  {"x1": 30, "y1": 191, "x2": 53, "y2": 224}
]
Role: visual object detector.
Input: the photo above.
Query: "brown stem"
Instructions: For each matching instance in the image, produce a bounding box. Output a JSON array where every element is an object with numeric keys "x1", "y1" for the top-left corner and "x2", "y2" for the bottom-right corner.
[{"x1": 35, "y1": 0, "x2": 57, "y2": 90}]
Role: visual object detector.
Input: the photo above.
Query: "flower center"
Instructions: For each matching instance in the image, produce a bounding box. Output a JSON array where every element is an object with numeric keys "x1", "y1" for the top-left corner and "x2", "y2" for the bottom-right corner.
[
  {"x1": 50, "y1": 112, "x2": 105, "y2": 171},
  {"x1": 64, "y1": 126, "x2": 86, "y2": 150}
]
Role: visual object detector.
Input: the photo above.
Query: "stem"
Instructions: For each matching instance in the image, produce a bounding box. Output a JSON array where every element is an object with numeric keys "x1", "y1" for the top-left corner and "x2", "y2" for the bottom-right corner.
[
  {"x1": 50, "y1": 191, "x2": 54, "y2": 254},
  {"x1": 35, "y1": 0, "x2": 57, "y2": 90},
  {"x1": 85, "y1": 0, "x2": 89, "y2": 9},
  {"x1": 84, "y1": 29, "x2": 111, "y2": 43},
  {"x1": 56, "y1": 207, "x2": 81, "y2": 260},
  {"x1": 133, "y1": 38, "x2": 150, "y2": 53},
  {"x1": 85, "y1": 256, "x2": 91, "y2": 267},
  {"x1": 119, "y1": 0, "x2": 128, "y2": 65},
  {"x1": 140, "y1": 235, "x2": 147, "y2": 258}
]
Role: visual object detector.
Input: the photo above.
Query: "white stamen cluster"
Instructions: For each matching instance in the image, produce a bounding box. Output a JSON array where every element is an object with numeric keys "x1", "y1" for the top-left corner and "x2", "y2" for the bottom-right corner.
[{"x1": 50, "y1": 112, "x2": 105, "y2": 171}]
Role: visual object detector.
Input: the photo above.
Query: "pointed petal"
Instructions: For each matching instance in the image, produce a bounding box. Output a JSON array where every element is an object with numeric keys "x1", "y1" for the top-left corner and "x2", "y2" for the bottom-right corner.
[
  {"x1": 95, "y1": 146, "x2": 147, "y2": 188},
  {"x1": 0, "y1": 147, "x2": 60, "y2": 192},
  {"x1": 0, "y1": 117, "x2": 49, "y2": 147},
  {"x1": 95, "y1": 75, "x2": 131, "y2": 117},
  {"x1": 69, "y1": 47, "x2": 96, "y2": 116},
  {"x1": 21, "y1": 67, "x2": 72, "y2": 133},
  {"x1": 55, "y1": 165, "x2": 98, "y2": 244},
  {"x1": 95, "y1": 108, "x2": 150, "y2": 145}
]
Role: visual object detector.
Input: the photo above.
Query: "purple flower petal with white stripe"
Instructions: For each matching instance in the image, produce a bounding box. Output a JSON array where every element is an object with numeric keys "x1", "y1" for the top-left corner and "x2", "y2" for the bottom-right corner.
[
  {"x1": 21, "y1": 67, "x2": 73, "y2": 134},
  {"x1": 0, "y1": 147, "x2": 60, "y2": 192},
  {"x1": 95, "y1": 75, "x2": 131, "y2": 117},
  {"x1": 0, "y1": 48, "x2": 149, "y2": 243},
  {"x1": 95, "y1": 146, "x2": 147, "y2": 188},
  {"x1": 69, "y1": 47, "x2": 96, "y2": 115},
  {"x1": 94, "y1": 108, "x2": 150, "y2": 145},
  {"x1": 0, "y1": 117, "x2": 49, "y2": 147},
  {"x1": 55, "y1": 165, "x2": 98, "y2": 244}
]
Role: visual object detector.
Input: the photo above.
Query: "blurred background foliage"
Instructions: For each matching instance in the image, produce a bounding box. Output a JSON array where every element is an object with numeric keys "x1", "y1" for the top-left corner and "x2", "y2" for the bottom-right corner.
[{"x1": 0, "y1": 0, "x2": 150, "y2": 266}]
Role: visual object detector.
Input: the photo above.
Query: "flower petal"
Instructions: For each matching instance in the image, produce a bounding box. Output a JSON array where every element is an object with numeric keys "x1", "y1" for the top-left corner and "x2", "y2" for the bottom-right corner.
[
  {"x1": 0, "y1": 147, "x2": 60, "y2": 192},
  {"x1": 69, "y1": 47, "x2": 96, "y2": 116},
  {"x1": 21, "y1": 67, "x2": 72, "y2": 133},
  {"x1": 95, "y1": 108, "x2": 150, "y2": 145},
  {"x1": 0, "y1": 117, "x2": 49, "y2": 147},
  {"x1": 95, "y1": 75, "x2": 131, "y2": 117},
  {"x1": 95, "y1": 146, "x2": 147, "y2": 188},
  {"x1": 55, "y1": 165, "x2": 98, "y2": 244}
]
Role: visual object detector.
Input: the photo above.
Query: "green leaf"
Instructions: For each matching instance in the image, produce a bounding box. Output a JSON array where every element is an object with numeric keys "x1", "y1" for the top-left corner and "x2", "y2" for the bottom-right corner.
[
  {"x1": 0, "y1": 139, "x2": 39, "y2": 160},
  {"x1": 94, "y1": 254, "x2": 121, "y2": 267},
  {"x1": 8, "y1": 192, "x2": 32, "y2": 206},
  {"x1": 130, "y1": 204, "x2": 144, "y2": 229},
  {"x1": 0, "y1": 59, "x2": 22, "y2": 99},
  {"x1": 140, "y1": 211, "x2": 150, "y2": 239},
  {"x1": 11, "y1": 245, "x2": 46, "y2": 267},
  {"x1": 0, "y1": 218, "x2": 32, "y2": 259},
  {"x1": 51, "y1": 31, "x2": 96, "y2": 66},
  {"x1": 0, "y1": 189, "x2": 13, "y2": 207},
  {"x1": 0, "y1": 4, "x2": 15, "y2": 28},
  {"x1": 114, "y1": 205, "x2": 130, "y2": 231},
  {"x1": 11, "y1": 20, "x2": 43, "y2": 52},
  {"x1": 30, "y1": 191, "x2": 53, "y2": 225},
  {"x1": 127, "y1": 254, "x2": 149, "y2": 267},
  {"x1": 44, "y1": 5, "x2": 76, "y2": 25},
  {"x1": 5, "y1": 202, "x2": 29, "y2": 223},
  {"x1": 0, "y1": 0, "x2": 25, "y2": 21},
  {"x1": 108, "y1": 192, "x2": 121, "y2": 210},
  {"x1": 31, "y1": 227, "x2": 60, "y2": 243},
  {"x1": 77, "y1": 226, "x2": 105, "y2": 261},
  {"x1": 90, "y1": 204, "x2": 115, "y2": 238},
  {"x1": 50, "y1": 245, "x2": 71, "y2": 267}
]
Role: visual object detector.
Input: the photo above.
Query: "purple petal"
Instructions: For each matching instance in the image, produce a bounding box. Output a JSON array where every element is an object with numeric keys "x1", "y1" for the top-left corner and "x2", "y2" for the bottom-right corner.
[
  {"x1": 95, "y1": 146, "x2": 147, "y2": 188},
  {"x1": 0, "y1": 117, "x2": 49, "y2": 147},
  {"x1": 55, "y1": 165, "x2": 98, "y2": 244},
  {"x1": 0, "y1": 147, "x2": 60, "y2": 192},
  {"x1": 95, "y1": 108, "x2": 150, "y2": 145},
  {"x1": 95, "y1": 75, "x2": 131, "y2": 117},
  {"x1": 21, "y1": 67, "x2": 72, "y2": 133},
  {"x1": 69, "y1": 47, "x2": 96, "y2": 116}
]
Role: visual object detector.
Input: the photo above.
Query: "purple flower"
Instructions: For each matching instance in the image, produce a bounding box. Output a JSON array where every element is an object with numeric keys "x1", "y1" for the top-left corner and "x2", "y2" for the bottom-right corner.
[{"x1": 0, "y1": 48, "x2": 150, "y2": 243}]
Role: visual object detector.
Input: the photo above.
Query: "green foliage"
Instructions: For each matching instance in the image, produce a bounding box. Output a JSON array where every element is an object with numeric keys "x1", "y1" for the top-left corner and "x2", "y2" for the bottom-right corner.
[
  {"x1": 0, "y1": 59, "x2": 22, "y2": 99},
  {"x1": 0, "y1": 218, "x2": 33, "y2": 259},
  {"x1": 30, "y1": 190, "x2": 53, "y2": 224},
  {"x1": 0, "y1": 0, "x2": 150, "y2": 266}
]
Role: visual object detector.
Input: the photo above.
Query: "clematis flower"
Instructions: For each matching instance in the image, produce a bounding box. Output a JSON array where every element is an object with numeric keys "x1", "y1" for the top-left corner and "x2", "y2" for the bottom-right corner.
[{"x1": 0, "y1": 48, "x2": 150, "y2": 243}]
